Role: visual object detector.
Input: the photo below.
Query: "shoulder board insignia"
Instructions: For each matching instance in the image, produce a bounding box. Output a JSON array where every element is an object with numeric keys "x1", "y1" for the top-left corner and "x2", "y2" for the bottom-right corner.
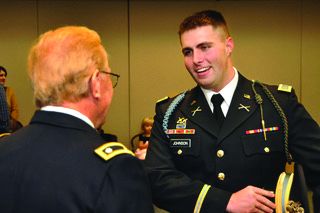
[
  {"x1": 156, "y1": 96, "x2": 169, "y2": 104},
  {"x1": 95, "y1": 142, "x2": 134, "y2": 161},
  {"x1": 0, "y1": 133, "x2": 11, "y2": 138},
  {"x1": 278, "y1": 84, "x2": 292, "y2": 93}
]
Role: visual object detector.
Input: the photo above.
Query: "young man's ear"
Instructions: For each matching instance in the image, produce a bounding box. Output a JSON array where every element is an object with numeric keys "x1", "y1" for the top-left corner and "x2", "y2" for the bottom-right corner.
[
  {"x1": 90, "y1": 70, "x2": 101, "y2": 99},
  {"x1": 225, "y1": 37, "x2": 234, "y2": 56}
]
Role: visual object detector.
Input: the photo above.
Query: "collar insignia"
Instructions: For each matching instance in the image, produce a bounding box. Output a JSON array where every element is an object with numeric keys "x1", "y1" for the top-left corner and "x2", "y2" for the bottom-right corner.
[
  {"x1": 191, "y1": 106, "x2": 202, "y2": 116},
  {"x1": 238, "y1": 104, "x2": 251, "y2": 112}
]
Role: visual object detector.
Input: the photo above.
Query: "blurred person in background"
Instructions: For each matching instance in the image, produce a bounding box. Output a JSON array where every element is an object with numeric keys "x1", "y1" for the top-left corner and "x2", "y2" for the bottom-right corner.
[
  {"x1": 0, "y1": 66, "x2": 20, "y2": 132},
  {"x1": 134, "y1": 116, "x2": 154, "y2": 160},
  {"x1": 0, "y1": 84, "x2": 10, "y2": 134}
]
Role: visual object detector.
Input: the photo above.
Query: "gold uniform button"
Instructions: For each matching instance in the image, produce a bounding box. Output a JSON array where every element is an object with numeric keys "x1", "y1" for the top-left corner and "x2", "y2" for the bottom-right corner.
[
  {"x1": 264, "y1": 147, "x2": 270, "y2": 153},
  {"x1": 177, "y1": 149, "x2": 183, "y2": 155},
  {"x1": 218, "y1": 172, "x2": 225, "y2": 181},
  {"x1": 217, "y1": 150, "x2": 224, "y2": 158}
]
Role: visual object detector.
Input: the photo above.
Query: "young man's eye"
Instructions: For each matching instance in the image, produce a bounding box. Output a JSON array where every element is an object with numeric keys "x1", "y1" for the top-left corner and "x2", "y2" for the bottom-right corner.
[
  {"x1": 200, "y1": 45, "x2": 210, "y2": 51},
  {"x1": 182, "y1": 50, "x2": 192, "y2": 57}
]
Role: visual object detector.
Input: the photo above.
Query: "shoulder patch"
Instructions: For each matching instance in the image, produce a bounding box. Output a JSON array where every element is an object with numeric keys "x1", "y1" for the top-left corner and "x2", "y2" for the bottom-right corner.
[
  {"x1": 156, "y1": 96, "x2": 169, "y2": 104},
  {"x1": 278, "y1": 84, "x2": 292, "y2": 93},
  {"x1": 95, "y1": 142, "x2": 134, "y2": 161}
]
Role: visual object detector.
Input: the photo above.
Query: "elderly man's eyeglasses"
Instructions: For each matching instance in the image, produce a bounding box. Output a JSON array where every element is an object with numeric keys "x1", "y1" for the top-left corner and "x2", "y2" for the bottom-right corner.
[{"x1": 99, "y1": 71, "x2": 120, "y2": 88}]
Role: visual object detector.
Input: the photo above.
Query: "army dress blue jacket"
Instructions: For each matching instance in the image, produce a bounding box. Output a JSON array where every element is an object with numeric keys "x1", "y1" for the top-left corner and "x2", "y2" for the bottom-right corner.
[
  {"x1": 0, "y1": 110, "x2": 154, "y2": 213},
  {"x1": 145, "y1": 73, "x2": 320, "y2": 213}
]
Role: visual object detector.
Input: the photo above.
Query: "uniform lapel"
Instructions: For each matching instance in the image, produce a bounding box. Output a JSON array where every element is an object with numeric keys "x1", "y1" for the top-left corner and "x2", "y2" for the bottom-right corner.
[
  {"x1": 180, "y1": 86, "x2": 220, "y2": 137},
  {"x1": 218, "y1": 74, "x2": 258, "y2": 143}
]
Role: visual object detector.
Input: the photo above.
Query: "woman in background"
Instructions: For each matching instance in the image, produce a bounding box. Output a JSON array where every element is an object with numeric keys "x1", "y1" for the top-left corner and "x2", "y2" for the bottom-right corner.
[{"x1": 0, "y1": 66, "x2": 20, "y2": 131}]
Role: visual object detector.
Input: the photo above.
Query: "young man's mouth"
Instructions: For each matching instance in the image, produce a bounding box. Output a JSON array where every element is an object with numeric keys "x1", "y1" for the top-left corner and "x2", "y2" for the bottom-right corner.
[{"x1": 196, "y1": 67, "x2": 211, "y2": 73}]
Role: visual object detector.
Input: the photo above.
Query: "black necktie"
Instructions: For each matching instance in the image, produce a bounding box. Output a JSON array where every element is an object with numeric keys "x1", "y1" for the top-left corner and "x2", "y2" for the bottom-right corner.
[{"x1": 211, "y1": 94, "x2": 225, "y2": 128}]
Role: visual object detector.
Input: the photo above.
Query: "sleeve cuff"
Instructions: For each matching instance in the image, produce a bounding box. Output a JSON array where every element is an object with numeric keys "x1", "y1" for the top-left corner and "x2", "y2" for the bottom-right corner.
[{"x1": 194, "y1": 184, "x2": 211, "y2": 213}]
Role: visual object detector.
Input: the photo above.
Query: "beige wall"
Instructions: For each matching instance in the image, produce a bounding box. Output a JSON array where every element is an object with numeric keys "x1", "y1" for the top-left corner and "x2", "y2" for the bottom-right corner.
[{"x1": 1, "y1": 0, "x2": 319, "y2": 146}]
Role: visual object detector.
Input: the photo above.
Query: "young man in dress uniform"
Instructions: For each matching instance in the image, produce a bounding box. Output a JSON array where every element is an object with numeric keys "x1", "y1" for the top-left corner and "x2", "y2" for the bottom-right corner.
[
  {"x1": 0, "y1": 26, "x2": 154, "y2": 213},
  {"x1": 144, "y1": 10, "x2": 320, "y2": 213}
]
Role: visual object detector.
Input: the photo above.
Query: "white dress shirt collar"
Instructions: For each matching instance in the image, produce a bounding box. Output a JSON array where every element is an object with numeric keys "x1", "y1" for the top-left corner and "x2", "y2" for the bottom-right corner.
[
  {"x1": 201, "y1": 68, "x2": 239, "y2": 116},
  {"x1": 41, "y1": 105, "x2": 95, "y2": 128}
]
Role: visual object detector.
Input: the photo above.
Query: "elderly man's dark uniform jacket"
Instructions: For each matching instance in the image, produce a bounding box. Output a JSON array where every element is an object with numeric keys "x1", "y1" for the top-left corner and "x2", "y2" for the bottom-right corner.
[
  {"x1": 0, "y1": 110, "x2": 154, "y2": 213},
  {"x1": 145, "y1": 73, "x2": 320, "y2": 213}
]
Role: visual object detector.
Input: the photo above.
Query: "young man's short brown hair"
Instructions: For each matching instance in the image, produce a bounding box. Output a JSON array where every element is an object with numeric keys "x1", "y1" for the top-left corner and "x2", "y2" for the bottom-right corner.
[{"x1": 178, "y1": 10, "x2": 230, "y2": 38}]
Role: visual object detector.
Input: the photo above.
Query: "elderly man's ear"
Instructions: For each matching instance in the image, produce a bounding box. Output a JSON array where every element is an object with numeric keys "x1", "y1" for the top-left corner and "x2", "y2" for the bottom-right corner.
[{"x1": 90, "y1": 70, "x2": 102, "y2": 99}]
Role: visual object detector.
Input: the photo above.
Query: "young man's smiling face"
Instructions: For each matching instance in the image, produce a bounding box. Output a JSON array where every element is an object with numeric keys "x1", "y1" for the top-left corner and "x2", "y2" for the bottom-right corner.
[{"x1": 180, "y1": 25, "x2": 234, "y2": 92}]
